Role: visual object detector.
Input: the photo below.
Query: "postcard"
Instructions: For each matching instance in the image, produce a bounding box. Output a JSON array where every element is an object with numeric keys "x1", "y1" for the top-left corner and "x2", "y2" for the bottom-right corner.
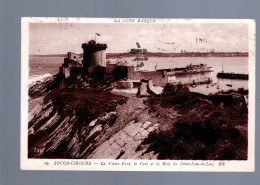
[{"x1": 21, "y1": 17, "x2": 255, "y2": 171}]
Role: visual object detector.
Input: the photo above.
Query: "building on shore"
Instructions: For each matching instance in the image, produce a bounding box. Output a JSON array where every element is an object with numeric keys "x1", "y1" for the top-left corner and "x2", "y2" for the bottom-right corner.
[{"x1": 59, "y1": 40, "x2": 212, "y2": 90}]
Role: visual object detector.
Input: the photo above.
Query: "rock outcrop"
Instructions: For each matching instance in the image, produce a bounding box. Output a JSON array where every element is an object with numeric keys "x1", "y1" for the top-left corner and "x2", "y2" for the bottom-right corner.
[
  {"x1": 28, "y1": 88, "x2": 168, "y2": 159},
  {"x1": 28, "y1": 77, "x2": 248, "y2": 160}
]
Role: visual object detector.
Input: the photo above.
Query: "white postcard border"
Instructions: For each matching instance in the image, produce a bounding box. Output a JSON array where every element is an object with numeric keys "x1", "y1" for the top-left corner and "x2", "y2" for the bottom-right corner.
[{"x1": 20, "y1": 17, "x2": 255, "y2": 171}]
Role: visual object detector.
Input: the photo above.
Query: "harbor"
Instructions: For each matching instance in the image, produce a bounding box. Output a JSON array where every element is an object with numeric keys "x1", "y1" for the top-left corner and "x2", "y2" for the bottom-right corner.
[{"x1": 106, "y1": 56, "x2": 248, "y2": 95}]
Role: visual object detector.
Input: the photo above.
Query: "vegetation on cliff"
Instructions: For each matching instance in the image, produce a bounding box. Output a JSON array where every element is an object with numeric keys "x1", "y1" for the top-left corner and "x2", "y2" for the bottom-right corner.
[
  {"x1": 28, "y1": 76, "x2": 248, "y2": 160},
  {"x1": 140, "y1": 84, "x2": 248, "y2": 160},
  {"x1": 28, "y1": 88, "x2": 127, "y2": 158}
]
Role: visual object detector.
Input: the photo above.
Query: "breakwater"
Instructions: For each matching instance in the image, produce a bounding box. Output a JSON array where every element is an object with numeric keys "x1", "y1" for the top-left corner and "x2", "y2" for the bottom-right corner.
[{"x1": 217, "y1": 72, "x2": 249, "y2": 80}]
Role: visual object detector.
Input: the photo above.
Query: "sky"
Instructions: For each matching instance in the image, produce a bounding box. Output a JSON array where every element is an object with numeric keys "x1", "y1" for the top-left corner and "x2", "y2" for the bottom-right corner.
[{"x1": 29, "y1": 22, "x2": 248, "y2": 55}]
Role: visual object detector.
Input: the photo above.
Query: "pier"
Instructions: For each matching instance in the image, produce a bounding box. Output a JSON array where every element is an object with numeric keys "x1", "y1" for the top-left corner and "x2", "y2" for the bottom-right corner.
[{"x1": 217, "y1": 72, "x2": 248, "y2": 80}]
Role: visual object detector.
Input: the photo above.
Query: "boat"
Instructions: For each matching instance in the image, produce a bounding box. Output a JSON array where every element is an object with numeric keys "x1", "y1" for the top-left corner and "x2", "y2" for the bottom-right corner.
[
  {"x1": 226, "y1": 84, "x2": 232, "y2": 87},
  {"x1": 174, "y1": 63, "x2": 214, "y2": 75}
]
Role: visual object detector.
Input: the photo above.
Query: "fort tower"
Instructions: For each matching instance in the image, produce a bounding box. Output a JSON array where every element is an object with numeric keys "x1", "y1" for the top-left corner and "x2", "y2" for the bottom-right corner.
[{"x1": 82, "y1": 40, "x2": 107, "y2": 73}]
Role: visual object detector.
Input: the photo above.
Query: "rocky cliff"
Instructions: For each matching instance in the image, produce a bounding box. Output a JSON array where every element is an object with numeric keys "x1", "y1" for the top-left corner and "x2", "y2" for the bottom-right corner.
[
  {"x1": 28, "y1": 87, "x2": 164, "y2": 159},
  {"x1": 28, "y1": 77, "x2": 248, "y2": 160}
]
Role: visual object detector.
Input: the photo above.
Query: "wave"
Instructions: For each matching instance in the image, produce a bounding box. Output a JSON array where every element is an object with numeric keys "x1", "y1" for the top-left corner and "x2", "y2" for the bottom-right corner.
[{"x1": 29, "y1": 73, "x2": 52, "y2": 85}]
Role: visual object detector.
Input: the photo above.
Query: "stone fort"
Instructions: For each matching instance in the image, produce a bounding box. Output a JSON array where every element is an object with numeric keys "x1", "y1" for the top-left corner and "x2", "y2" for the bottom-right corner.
[
  {"x1": 59, "y1": 40, "x2": 211, "y2": 91},
  {"x1": 59, "y1": 40, "x2": 170, "y2": 86}
]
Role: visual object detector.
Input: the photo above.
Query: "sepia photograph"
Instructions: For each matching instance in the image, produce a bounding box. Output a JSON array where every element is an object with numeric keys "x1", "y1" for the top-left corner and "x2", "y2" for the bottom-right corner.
[{"x1": 20, "y1": 18, "x2": 255, "y2": 171}]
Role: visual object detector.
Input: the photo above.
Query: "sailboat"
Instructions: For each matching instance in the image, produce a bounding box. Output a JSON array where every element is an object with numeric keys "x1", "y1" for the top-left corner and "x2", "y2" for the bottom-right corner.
[
  {"x1": 216, "y1": 65, "x2": 223, "y2": 89},
  {"x1": 221, "y1": 64, "x2": 233, "y2": 87}
]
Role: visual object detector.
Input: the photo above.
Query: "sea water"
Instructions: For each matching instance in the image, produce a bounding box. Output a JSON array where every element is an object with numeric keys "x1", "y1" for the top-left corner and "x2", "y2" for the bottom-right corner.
[
  {"x1": 29, "y1": 56, "x2": 63, "y2": 85},
  {"x1": 29, "y1": 56, "x2": 248, "y2": 95},
  {"x1": 109, "y1": 56, "x2": 248, "y2": 94}
]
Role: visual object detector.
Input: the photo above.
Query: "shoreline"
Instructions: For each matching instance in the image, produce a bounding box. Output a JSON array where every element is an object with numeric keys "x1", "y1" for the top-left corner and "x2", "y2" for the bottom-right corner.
[{"x1": 30, "y1": 52, "x2": 248, "y2": 58}]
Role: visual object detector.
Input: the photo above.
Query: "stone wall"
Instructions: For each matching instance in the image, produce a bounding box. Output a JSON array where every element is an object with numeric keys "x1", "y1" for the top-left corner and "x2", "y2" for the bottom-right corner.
[
  {"x1": 106, "y1": 63, "x2": 116, "y2": 73},
  {"x1": 117, "y1": 81, "x2": 133, "y2": 89},
  {"x1": 70, "y1": 67, "x2": 83, "y2": 76},
  {"x1": 127, "y1": 67, "x2": 168, "y2": 86},
  {"x1": 64, "y1": 52, "x2": 82, "y2": 68},
  {"x1": 64, "y1": 68, "x2": 70, "y2": 78},
  {"x1": 67, "y1": 52, "x2": 81, "y2": 61}
]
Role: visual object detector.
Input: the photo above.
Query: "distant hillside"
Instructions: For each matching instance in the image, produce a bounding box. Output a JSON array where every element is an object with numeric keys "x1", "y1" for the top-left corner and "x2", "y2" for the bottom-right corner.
[
  {"x1": 30, "y1": 54, "x2": 67, "y2": 58},
  {"x1": 30, "y1": 52, "x2": 248, "y2": 58},
  {"x1": 107, "y1": 52, "x2": 248, "y2": 58}
]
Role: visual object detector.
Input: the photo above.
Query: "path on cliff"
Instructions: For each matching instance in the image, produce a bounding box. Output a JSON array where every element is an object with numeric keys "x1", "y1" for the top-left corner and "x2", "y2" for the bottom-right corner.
[
  {"x1": 28, "y1": 86, "x2": 248, "y2": 160},
  {"x1": 89, "y1": 96, "x2": 167, "y2": 159},
  {"x1": 28, "y1": 88, "x2": 178, "y2": 159}
]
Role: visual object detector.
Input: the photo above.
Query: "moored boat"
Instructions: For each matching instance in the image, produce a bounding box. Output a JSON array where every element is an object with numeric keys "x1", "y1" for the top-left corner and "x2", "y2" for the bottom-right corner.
[{"x1": 226, "y1": 84, "x2": 232, "y2": 87}]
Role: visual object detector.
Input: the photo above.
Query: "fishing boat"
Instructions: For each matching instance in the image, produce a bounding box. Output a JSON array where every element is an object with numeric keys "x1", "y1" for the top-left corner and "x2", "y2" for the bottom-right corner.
[{"x1": 226, "y1": 84, "x2": 232, "y2": 87}]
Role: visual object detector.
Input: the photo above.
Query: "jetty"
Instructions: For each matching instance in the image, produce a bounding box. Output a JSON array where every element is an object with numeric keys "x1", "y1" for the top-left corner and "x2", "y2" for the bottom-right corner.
[{"x1": 217, "y1": 72, "x2": 248, "y2": 80}]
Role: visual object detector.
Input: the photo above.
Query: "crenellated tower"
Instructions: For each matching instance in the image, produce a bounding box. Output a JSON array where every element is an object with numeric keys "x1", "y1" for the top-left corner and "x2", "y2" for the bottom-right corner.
[{"x1": 82, "y1": 40, "x2": 107, "y2": 73}]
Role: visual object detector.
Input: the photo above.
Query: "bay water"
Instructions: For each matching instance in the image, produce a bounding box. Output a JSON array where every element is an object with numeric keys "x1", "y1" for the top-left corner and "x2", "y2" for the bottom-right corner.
[{"x1": 29, "y1": 56, "x2": 248, "y2": 95}]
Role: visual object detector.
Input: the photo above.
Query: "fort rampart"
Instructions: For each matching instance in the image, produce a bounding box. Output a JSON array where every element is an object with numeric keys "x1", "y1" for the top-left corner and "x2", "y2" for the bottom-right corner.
[{"x1": 127, "y1": 68, "x2": 168, "y2": 86}]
